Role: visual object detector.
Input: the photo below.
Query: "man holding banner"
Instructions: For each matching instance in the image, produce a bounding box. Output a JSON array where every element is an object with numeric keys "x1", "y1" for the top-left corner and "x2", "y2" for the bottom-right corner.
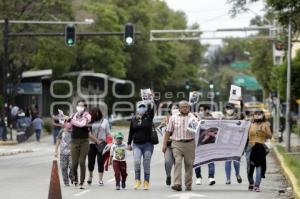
[{"x1": 164, "y1": 101, "x2": 195, "y2": 191}]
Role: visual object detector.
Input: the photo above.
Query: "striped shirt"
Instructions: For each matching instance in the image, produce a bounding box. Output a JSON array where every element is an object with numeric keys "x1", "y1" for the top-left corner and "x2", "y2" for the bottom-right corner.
[{"x1": 166, "y1": 113, "x2": 194, "y2": 141}]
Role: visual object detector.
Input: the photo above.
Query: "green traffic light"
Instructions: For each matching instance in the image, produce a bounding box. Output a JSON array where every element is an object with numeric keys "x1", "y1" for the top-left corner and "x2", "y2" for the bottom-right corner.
[{"x1": 67, "y1": 38, "x2": 74, "y2": 45}]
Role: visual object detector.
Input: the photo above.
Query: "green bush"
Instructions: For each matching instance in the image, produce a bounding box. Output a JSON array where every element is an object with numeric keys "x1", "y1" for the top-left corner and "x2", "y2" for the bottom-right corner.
[{"x1": 43, "y1": 120, "x2": 52, "y2": 135}]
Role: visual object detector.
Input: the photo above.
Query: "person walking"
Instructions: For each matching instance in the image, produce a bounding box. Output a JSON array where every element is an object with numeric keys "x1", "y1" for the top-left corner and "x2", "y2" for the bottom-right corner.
[
  {"x1": 32, "y1": 115, "x2": 44, "y2": 142},
  {"x1": 194, "y1": 105, "x2": 216, "y2": 186},
  {"x1": 87, "y1": 107, "x2": 111, "y2": 186},
  {"x1": 246, "y1": 109, "x2": 272, "y2": 192},
  {"x1": 54, "y1": 122, "x2": 73, "y2": 186},
  {"x1": 67, "y1": 100, "x2": 91, "y2": 189},
  {"x1": 164, "y1": 100, "x2": 195, "y2": 191},
  {"x1": 52, "y1": 111, "x2": 62, "y2": 145},
  {"x1": 109, "y1": 132, "x2": 128, "y2": 190},
  {"x1": 127, "y1": 101, "x2": 154, "y2": 190},
  {"x1": 161, "y1": 103, "x2": 179, "y2": 186},
  {"x1": 223, "y1": 103, "x2": 243, "y2": 185}
]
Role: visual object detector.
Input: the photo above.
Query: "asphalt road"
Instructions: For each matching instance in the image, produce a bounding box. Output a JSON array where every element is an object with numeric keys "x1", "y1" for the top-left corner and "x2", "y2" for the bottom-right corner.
[{"x1": 0, "y1": 126, "x2": 294, "y2": 199}]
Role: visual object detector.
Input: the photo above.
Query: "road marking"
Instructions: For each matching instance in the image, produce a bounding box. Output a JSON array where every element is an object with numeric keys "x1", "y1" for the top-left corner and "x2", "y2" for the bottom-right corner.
[
  {"x1": 167, "y1": 193, "x2": 207, "y2": 199},
  {"x1": 74, "y1": 189, "x2": 90, "y2": 196}
]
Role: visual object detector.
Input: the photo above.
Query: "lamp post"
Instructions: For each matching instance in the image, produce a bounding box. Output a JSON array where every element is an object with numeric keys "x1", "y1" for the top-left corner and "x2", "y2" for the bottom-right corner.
[{"x1": 209, "y1": 81, "x2": 214, "y2": 112}]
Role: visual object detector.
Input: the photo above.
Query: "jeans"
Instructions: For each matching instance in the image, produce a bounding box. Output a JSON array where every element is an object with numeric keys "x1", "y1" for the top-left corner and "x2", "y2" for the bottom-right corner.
[
  {"x1": 133, "y1": 142, "x2": 154, "y2": 181},
  {"x1": 164, "y1": 146, "x2": 174, "y2": 178},
  {"x1": 53, "y1": 128, "x2": 60, "y2": 144},
  {"x1": 195, "y1": 162, "x2": 215, "y2": 178},
  {"x1": 225, "y1": 160, "x2": 240, "y2": 181},
  {"x1": 245, "y1": 145, "x2": 262, "y2": 187},
  {"x1": 35, "y1": 129, "x2": 41, "y2": 141}
]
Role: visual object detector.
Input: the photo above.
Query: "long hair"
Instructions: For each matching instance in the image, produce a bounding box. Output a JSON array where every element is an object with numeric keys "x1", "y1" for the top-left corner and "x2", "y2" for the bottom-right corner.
[{"x1": 90, "y1": 107, "x2": 103, "y2": 123}]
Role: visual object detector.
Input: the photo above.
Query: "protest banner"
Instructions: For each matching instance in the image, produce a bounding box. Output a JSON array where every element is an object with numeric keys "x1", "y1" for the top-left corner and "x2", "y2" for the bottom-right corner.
[{"x1": 193, "y1": 120, "x2": 250, "y2": 168}]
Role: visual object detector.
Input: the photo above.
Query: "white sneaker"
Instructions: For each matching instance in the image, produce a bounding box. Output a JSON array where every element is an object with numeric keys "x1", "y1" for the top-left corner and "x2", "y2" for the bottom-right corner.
[
  {"x1": 195, "y1": 178, "x2": 202, "y2": 185},
  {"x1": 209, "y1": 178, "x2": 216, "y2": 186}
]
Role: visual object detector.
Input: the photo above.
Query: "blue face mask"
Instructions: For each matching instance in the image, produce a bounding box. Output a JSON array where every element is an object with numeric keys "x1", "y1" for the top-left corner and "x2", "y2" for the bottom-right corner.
[{"x1": 137, "y1": 107, "x2": 146, "y2": 114}]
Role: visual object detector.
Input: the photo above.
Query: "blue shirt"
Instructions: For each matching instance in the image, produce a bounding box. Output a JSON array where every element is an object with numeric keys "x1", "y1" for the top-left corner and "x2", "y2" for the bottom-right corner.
[{"x1": 32, "y1": 118, "x2": 44, "y2": 130}]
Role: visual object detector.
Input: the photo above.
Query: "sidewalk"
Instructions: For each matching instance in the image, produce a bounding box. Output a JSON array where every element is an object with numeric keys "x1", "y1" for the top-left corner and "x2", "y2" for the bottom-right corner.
[{"x1": 274, "y1": 132, "x2": 300, "y2": 199}]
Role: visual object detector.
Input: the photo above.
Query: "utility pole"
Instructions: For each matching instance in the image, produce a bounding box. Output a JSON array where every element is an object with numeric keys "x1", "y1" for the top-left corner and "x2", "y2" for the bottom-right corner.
[{"x1": 286, "y1": 18, "x2": 292, "y2": 152}]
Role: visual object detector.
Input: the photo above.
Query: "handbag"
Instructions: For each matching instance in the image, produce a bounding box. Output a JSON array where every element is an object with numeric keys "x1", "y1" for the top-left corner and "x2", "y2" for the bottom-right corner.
[
  {"x1": 96, "y1": 141, "x2": 106, "y2": 153},
  {"x1": 151, "y1": 123, "x2": 159, "y2": 145},
  {"x1": 95, "y1": 119, "x2": 107, "y2": 153}
]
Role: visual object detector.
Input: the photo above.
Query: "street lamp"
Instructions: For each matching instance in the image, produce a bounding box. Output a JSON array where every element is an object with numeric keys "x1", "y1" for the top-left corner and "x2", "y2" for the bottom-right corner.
[{"x1": 209, "y1": 80, "x2": 214, "y2": 111}]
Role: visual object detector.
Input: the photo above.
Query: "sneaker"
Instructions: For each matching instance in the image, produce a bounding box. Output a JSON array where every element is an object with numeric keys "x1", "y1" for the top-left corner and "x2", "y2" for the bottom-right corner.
[
  {"x1": 121, "y1": 181, "x2": 126, "y2": 189},
  {"x1": 99, "y1": 180, "x2": 104, "y2": 186},
  {"x1": 143, "y1": 181, "x2": 149, "y2": 190},
  {"x1": 254, "y1": 186, "x2": 261, "y2": 192},
  {"x1": 134, "y1": 180, "x2": 141, "y2": 190},
  {"x1": 79, "y1": 183, "x2": 85, "y2": 189},
  {"x1": 236, "y1": 175, "x2": 242, "y2": 183},
  {"x1": 171, "y1": 184, "x2": 182, "y2": 191},
  {"x1": 65, "y1": 184, "x2": 70, "y2": 187},
  {"x1": 185, "y1": 186, "x2": 192, "y2": 191},
  {"x1": 209, "y1": 178, "x2": 216, "y2": 186},
  {"x1": 74, "y1": 182, "x2": 78, "y2": 187},
  {"x1": 248, "y1": 184, "x2": 254, "y2": 191},
  {"x1": 225, "y1": 180, "x2": 231, "y2": 185},
  {"x1": 166, "y1": 177, "x2": 171, "y2": 186},
  {"x1": 195, "y1": 178, "x2": 202, "y2": 185},
  {"x1": 87, "y1": 176, "x2": 92, "y2": 185},
  {"x1": 116, "y1": 185, "x2": 121, "y2": 190}
]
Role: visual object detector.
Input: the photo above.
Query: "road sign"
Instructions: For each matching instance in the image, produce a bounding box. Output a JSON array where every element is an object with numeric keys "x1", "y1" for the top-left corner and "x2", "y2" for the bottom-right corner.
[{"x1": 230, "y1": 61, "x2": 250, "y2": 69}]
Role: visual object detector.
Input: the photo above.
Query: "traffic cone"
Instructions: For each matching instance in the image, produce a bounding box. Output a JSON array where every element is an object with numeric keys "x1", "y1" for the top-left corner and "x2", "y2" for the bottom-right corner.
[{"x1": 48, "y1": 160, "x2": 62, "y2": 199}]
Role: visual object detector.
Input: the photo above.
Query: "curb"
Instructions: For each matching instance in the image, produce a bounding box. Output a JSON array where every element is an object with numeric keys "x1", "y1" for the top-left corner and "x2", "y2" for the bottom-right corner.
[
  {"x1": 273, "y1": 145, "x2": 300, "y2": 199},
  {"x1": 0, "y1": 149, "x2": 34, "y2": 157},
  {"x1": 0, "y1": 140, "x2": 18, "y2": 145}
]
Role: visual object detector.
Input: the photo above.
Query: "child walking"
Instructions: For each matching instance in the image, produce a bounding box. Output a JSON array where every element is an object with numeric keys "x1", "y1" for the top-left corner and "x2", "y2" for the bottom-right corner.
[
  {"x1": 109, "y1": 132, "x2": 128, "y2": 190},
  {"x1": 32, "y1": 115, "x2": 44, "y2": 142},
  {"x1": 54, "y1": 122, "x2": 73, "y2": 186}
]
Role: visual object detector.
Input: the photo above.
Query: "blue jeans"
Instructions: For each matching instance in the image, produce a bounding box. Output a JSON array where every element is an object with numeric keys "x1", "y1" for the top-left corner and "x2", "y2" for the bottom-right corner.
[
  {"x1": 133, "y1": 142, "x2": 154, "y2": 181},
  {"x1": 195, "y1": 162, "x2": 215, "y2": 178},
  {"x1": 225, "y1": 160, "x2": 240, "y2": 181},
  {"x1": 245, "y1": 145, "x2": 262, "y2": 187},
  {"x1": 35, "y1": 129, "x2": 41, "y2": 142},
  {"x1": 53, "y1": 128, "x2": 60, "y2": 144}
]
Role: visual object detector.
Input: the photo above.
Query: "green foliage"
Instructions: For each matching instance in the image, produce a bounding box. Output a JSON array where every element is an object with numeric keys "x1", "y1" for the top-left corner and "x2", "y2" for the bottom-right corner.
[
  {"x1": 43, "y1": 120, "x2": 52, "y2": 135},
  {"x1": 276, "y1": 145, "x2": 300, "y2": 188}
]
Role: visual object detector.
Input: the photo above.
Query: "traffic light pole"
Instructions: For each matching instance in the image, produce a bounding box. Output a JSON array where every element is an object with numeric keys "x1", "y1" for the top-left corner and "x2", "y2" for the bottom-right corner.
[{"x1": 286, "y1": 18, "x2": 292, "y2": 152}]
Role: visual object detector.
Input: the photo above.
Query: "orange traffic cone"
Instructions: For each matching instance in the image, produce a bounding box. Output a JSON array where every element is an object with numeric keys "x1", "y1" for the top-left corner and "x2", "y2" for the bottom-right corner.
[{"x1": 48, "y1": 160, "x2": 62, "y2": 199}]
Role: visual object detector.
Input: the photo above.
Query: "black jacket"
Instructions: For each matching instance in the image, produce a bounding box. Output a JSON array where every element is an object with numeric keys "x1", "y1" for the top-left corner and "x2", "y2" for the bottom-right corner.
[
  {"x1": 128, "y1": 108, "x2": 154, "y2": 145},
  {"x1": 250, "y1": 143, "x2": 267, "y2": 178}
]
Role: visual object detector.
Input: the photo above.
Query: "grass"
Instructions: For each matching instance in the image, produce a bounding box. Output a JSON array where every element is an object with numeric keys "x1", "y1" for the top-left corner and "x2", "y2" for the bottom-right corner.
[{"x1": 276, "y1": 145, "x2": 300, "y2": 188}]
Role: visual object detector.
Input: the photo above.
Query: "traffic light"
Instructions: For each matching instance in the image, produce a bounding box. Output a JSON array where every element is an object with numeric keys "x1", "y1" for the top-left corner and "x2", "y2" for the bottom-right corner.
[
  {"x1": 185, "y1": 81, "x2": 191, "y2": 91},
  {"x1": 124, "y1": 23, "x2": 134, "y2": 45},
  {"x1": 65, "y1": 24, "x2": 76, "y2": 46},
  {"x1": 275, "y1": 41, "x2": 285, "y2": 51}
]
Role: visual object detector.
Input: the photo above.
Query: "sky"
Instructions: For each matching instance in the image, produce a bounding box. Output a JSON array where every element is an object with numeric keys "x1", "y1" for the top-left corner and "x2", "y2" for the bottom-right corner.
[{"x1": 164, "y1": 0, "x2": 266, "y2": 45}]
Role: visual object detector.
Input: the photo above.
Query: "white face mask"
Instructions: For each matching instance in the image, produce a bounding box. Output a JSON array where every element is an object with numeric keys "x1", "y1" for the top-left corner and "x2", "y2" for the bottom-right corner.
[
  {"x1": 254, "y1": 114, "x2": 263, "y2": 119},
  {"x1": 226, "y1": 109, "x2": 234, "y2": 115},
  {"x1": 137, "y1": 107, "x2": 146, "y2": 114},
  {"x1": 171, "y1": 109, "x2": 179, "y2": 115},
  {"x1": 76, "y1": 106, "x2": 85, "y2": 113}
]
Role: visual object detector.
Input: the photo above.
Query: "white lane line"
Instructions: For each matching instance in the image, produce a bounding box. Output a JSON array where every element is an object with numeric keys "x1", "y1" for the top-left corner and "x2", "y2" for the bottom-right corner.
[{"x1": 74, "y1": 189, "x2": 90, "y2": 197}]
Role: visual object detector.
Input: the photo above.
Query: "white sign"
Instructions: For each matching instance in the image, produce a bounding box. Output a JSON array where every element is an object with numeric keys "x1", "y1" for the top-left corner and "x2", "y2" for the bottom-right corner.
[
  {"x1": 187, "y1": 116, "x2": 200, "y2": 134},
  {"x1": 140, "y1": 88, "x2": 153, "y2": 101},
  {"x1": 229, "y1": 85, "x2": 241, "y2": 101},
  {"x1": 194, "y1": 120, "x2": 250, "y2": 167},
  {"x1": 189, "y1": 91, "x2": 200, "y2": 104}
]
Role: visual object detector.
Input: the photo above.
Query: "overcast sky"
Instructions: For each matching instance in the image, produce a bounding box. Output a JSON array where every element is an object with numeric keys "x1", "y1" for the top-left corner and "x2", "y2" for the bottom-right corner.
[{"x1": 164, "y1": 0, "x2": 266, "y2": 45}]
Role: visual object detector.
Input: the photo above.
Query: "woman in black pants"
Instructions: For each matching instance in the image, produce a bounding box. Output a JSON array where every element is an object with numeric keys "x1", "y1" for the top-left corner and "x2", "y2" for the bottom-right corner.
[{"x1": 87, "y1": 107, "x2": 111, "y2": 186}]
